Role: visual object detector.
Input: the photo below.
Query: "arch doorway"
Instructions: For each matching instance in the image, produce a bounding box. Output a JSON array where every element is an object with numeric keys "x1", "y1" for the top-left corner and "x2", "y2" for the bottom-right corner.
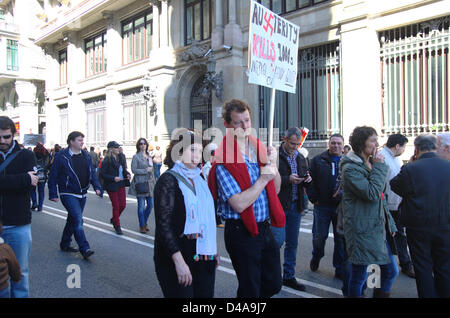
[{"x1": 190, "y1": 75, "x2": 212, "y2": 129}]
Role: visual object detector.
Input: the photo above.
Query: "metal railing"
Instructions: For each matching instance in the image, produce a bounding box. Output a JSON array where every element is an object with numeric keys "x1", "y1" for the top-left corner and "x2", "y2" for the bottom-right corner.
[{"x1": 380, "y1": 17, "x2": 450, "y2": 136}]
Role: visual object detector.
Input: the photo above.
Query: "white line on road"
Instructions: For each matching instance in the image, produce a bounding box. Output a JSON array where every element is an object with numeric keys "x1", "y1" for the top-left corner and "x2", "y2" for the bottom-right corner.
[{"x1": 41, "y1": 205, "x2": 341, "y2": 297}]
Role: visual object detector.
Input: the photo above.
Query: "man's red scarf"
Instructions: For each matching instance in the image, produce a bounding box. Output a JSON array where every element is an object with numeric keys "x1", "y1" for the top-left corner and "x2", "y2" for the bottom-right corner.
[{"x1": 207, "y1": 132, "x2": 285, "y2": 237}]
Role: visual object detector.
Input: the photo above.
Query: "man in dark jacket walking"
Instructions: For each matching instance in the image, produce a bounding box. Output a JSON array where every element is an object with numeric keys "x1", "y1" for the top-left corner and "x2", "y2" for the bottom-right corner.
[
  {"x1": 48, "y1": 131, "x2": 101, "y2": 260},
  {"x1": 273, "y1": 127, "x2": 312, "y2": 291},
  {"x1": 391, "y1": 134, "x2": 450, "y2": 298},
  {"x1": 0, "y1": 116, "x2": 38, "y2": 297},
  {"x1": 306, "y1": 134, "x2": 346, "y2": 279}
]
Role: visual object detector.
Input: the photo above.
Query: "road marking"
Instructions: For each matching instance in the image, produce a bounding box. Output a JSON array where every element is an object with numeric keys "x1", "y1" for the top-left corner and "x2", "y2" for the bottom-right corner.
[{"x1": 41, "y1": 205, "x2": 341, "y2": 297}]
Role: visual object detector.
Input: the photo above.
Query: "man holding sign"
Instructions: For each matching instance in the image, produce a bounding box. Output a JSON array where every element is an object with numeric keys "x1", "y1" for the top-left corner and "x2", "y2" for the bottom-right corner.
[{"x1": 208, "y1": 99, "x2": 285, "y2": 298}]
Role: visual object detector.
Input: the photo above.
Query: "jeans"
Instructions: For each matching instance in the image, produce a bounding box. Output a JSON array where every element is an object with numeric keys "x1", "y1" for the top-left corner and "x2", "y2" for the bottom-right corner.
[
  {"x1": 30, "y1": 182, "x2": 46, "y2": 210},
  {"x1": 271, "y1": 202, "x2": 303, "y2": 280},
  {"x1": 348, "y1": 242, "x2": 399, "y2": 297},
  {"x1": 390, "y1": 210, "x2": 412, "y2": 270},
  {"x1": 137, "y1": 196, "x2": 153, "y2": 228},
  {"x1": 60, "y1": 195, "x2": 90, "y2": 253},
  {"x1": 154, "y1": 163, "x2": 162, "y2": 179},
  {"x1": 406, "y1": 226, "x2": 450, "y2": 298},
  {"x1": 0, "y1": 224, "x2": 32, "y2": 298},
  {"x1": 0, "y1": 286, "x2": 9, "y2": 298},
  {"x1": 312, "y1": 205, "x2": 346, "y2": 275}
]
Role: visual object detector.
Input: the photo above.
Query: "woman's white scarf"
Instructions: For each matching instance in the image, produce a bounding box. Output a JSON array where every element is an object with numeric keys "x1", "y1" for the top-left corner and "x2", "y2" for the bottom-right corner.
[{"x1": 172, "y1": 161, "x2": 217, "y2": 259}]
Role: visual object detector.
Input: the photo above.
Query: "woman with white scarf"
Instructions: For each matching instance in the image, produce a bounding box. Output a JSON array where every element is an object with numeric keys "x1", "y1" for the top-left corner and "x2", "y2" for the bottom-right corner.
[{"x1": 153, "y1": 130, "x2": 217, "y2": 298}]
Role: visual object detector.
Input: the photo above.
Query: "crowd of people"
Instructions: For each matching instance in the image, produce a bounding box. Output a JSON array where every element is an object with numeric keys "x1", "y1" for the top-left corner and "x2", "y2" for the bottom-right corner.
[{"x1": 0, "y1": 101, "x2": 449, "y2": 298}]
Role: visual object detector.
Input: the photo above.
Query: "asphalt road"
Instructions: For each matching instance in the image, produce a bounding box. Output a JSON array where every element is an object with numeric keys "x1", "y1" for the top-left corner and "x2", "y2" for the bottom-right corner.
[{"x1": 27, "y1": 189, "x2": 418, "y2": 298}]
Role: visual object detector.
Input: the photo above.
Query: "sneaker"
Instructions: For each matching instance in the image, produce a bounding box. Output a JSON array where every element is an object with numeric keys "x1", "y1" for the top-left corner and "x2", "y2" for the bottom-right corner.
[
  {"x1": 60, "y1": 246, "x2": 79, "y2": 253},
  {"x1": 81, "y1": 250, "x2": 94, "y2": 260},
  {"x1": 310, "y1": 258, "x2": 320, "y2": 272},
  {"x1": 283, "y1": 278, "x2": 306, "y2": 291},
  {"x1": 31, "y1": 205, "x2": 37, "y2": 211}
]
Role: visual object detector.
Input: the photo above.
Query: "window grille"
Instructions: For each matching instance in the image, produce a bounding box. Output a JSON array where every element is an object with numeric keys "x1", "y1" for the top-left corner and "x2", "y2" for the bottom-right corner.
[
  {"x1": 380, "y1": 17, "x2": 450, "y2": 136},
  {"x1": 259, "y1": 42, "x2": 341, "y2": 140}
]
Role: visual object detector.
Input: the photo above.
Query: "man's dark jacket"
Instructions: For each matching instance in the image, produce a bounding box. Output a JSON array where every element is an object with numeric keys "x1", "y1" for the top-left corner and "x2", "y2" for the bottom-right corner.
[
  {"x1": 0, "y1": 142, "x2": 36, "y2": 226},
  {"x1": 390, "y1": 152, "x2": 450, "y2": 229},
  {"x1": 278, "y1": 144, "x2": 310, "y2": 212},
  {"x1": 48, "y1": 147, "x2": 101, "y2": 200},
  {"x1": 306, "y1": 150, "x2": 341, "y2": 207}
]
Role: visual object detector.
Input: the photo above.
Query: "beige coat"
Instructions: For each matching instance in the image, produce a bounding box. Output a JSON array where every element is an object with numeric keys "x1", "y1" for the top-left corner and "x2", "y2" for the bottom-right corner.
[{"x1": 128, "y1": 152, "x2": 156, "y2": 197}]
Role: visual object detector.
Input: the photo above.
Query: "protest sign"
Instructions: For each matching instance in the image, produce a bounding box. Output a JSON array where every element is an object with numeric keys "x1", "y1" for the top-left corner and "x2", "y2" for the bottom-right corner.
[{"x1": 247, "y1": 0, "x2": 300, "y2": 94}]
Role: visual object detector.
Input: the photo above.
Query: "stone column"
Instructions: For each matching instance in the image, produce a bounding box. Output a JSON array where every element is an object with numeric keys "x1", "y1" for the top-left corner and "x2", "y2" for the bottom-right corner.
[
  {"x1": 15, "y1": 80, "x2": 38, "y2": 140},
  {"x1": 160, "y1": 0, "x2": 169, "y2": 48},
  {"x1": 150, "y1": 0, "x2": 160, "y2": 50},
  {"x1": 211, "y1": 0, "x2": 224, "y2": 50},
  {"x1": 224, "y1": 0, "x2": 242, "y2": 47}
]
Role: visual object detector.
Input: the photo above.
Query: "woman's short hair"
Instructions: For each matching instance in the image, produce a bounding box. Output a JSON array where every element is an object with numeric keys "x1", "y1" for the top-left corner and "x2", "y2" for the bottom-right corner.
[
  {"x1": 222, "y1": 99, "x2": 252, "y2": 124},
  {"x1": 349, "y1": 126, "x2": 378, "y2": 154},
  {"x1": 164, "y1": 129, "x2": 206, "y2": 169}
]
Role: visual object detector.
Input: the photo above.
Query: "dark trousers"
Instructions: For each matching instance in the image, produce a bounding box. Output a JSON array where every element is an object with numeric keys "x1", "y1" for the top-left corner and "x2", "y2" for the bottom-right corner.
[
  {"x1": 406, "y1": 226, "x2": 450, "y2": 298},
  {"x1": 389, "y1": 210, "x2": 412, "y2": 270},
  {"x1": 30, "y1": 182, "x2": 46, "y2": 210},
  {"x1": 224, "y1": 219, "x2": 282, "y2": 298},
  {"x1": 312, "y1": 205, "x2": 346, "y2": 275},
  {"x1": 154, "y1": 237, "x2": 216, "y2": 298}
]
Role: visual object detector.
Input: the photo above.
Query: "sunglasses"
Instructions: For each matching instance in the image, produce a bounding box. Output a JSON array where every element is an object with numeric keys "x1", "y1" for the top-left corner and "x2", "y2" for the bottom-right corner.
[
  {"x1": 139, "y1": 142, "x2": 147, "y2": 145},
  {"x1": 0, "y1": 135, "x2": 12, "y2": 140}
]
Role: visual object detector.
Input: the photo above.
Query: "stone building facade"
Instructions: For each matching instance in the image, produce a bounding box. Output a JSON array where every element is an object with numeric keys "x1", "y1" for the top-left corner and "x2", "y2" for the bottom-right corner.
[{"x1": 4, "y1": 0, "x2": 448, "y2": 160}]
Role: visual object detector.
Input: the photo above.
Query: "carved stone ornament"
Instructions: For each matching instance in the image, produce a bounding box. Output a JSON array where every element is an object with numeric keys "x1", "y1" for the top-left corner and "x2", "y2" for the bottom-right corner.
[{"x1": 179, "y1": 39, "x2": 211, "y2": 63}]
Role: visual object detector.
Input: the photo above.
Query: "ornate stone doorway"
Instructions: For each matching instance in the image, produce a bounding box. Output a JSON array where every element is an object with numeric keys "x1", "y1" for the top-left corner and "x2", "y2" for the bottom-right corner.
[{"x1": 190, "y1": 75, "x2": 212, "y2": 129}]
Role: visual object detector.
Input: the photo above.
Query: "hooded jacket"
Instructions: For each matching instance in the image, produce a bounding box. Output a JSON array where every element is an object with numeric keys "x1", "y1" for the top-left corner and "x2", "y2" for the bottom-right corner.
[
  {"x1": 48, "y1": 147, "x2": 101, "y2": 199},
  {"x1": 340, "y1": 151, "x2": 397, "y2": 265}
]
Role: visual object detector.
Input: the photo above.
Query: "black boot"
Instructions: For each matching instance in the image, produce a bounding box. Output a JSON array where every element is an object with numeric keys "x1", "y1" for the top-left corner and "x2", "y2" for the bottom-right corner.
[{"x1": 373, "y1": 288, "x2": 390, "y2": 298}]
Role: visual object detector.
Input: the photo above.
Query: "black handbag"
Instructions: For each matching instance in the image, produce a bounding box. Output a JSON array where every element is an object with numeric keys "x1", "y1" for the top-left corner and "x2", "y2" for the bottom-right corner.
[{"x1": 135, "y1": 181, "x2": 149, "y2": 194}]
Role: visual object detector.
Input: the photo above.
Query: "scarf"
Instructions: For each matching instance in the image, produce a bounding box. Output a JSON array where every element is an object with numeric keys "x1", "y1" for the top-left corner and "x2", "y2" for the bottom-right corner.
[
  {"x1": 208, "y1": 132, "x2": 285, "y2": 237},
  {"x1": 172, "y1": 162, "x2": 217, "y2": 260}
]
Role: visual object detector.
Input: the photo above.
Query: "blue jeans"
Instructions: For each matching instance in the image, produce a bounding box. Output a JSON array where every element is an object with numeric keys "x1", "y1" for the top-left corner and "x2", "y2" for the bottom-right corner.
[
  {"x1": 271, "y1": 202, "x2": 303, "y2": 280},
  {"x1": 0, "y1": 286, "x2": 9, "y2": 298},
  {"x1": 60, "y1": 195, "x2": 90, "y2": 253},
  {"x1": 0, "y1": 224, "x2": 32, "y2": 298},
  {"x1": 154, "y1": 163, "x2": 162, "y2": 179},
  {"x1": 137, "y1": 196, "x2": 153, "y2": 228},
  {"x1": 30, "y1": 182, "x2": 46, "y2": 210},
  {"x1": 348, "y1": 242, "x2": 399, "y2": 297},
  {"x1": 312, "y1": 205, "x2": 346, "y2": 275}
]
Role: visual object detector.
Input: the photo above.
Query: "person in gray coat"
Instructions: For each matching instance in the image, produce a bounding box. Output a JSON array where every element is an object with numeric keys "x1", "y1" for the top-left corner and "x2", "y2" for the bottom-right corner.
[{"x1": 129, "y1": 138, "x2": 156, "y2": 233}]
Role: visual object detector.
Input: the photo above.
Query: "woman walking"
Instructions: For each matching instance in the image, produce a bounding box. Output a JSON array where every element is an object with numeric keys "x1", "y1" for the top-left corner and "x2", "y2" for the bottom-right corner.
[
  {"x1": 340, "y1": 126, "x2": 398, "y2": 297},
  {"x1": 153, "y1": 129, "x2": 217, "y2": 298},
  {"x1": 129, "y1": 138, "x2": 156, "y2": 234},
  {"x1": 100, "y1": 141, "x2": 131, "y2": 235},
  {"x1": 31, "y1": 143, "x2": 50, "y2": 212}
]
